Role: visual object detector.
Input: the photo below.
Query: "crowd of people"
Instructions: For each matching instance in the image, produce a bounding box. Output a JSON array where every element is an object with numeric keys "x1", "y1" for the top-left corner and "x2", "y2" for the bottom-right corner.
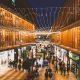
[
  {"x1": 54, "y1": 59, "x2": 70, "y2": 76},
  {"x1": 9, "y1": 59, "x2": 21, "y2": 70},
  {"x1": 8, "y1": 58, "x2": 31, "y2": 71},
  {"x1": 8, "y1": 50, "x2": 79, "y2": 80}
]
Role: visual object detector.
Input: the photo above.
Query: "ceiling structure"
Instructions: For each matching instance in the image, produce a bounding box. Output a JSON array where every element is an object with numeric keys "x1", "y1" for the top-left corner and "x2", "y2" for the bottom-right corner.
[
  {"x1": 0, "y1": 0, "x2": 80, "y2": 32},
  {"x1": 0, "y1": 0, "x2": 36, "y2": 25},
  {"x1": 27, "y1": 0, "x2": 65, "y2": 31},
  {"x1": 19, "y1": 0, "x2": 79, "y2": 32},
  {"x1": 52, "y1": 0, "x2": 80, "y2": 31},
  {"x1": 27, "y1": 0, "x2": 80, "y2": 31}
]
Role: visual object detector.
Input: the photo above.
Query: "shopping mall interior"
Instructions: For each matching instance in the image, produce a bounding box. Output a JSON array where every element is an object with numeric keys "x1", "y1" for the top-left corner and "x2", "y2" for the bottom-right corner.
[{"x1": 0, "y1": 0, "x2": 80, "y2": 80}]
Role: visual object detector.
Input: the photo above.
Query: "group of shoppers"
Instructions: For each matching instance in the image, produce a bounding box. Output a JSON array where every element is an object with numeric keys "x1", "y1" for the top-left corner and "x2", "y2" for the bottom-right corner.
[
  {"x1": 54, "y1": 58, "x2": 70, "y2": 76},
  {"x1": 8, "y1": 58, "x2": 28, "y2": 71},
  {"x1": 54, "y1": 57, "x2": 80, "y2": 80}
]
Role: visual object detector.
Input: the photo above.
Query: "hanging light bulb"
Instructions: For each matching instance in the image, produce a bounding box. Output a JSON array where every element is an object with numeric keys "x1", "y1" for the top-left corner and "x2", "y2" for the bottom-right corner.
[
  {"x1": 41, "y1": 13, "x2": 43, "y2": 16},
  {"x1": 41, "y1": 8, "x2": 43, "y2": 16},
  {"x1": 46, "y1": 13, "x2": 47, "y2": 17}
]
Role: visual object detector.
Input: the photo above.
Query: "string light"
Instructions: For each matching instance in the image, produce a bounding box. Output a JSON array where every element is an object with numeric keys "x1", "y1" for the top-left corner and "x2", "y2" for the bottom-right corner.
[
  {"x1": 46, "y1": 8, "x2": 49, "y2": 27},
  {"x1": 61, "y1": 7, "x2": 70, "y2": 28},
  {"x1": 50, "y1": 7, "x2": 52, "y2": 28},
  {"x1": 11, "y1": 7, "x2": 78, "y2": 32},
  {"x1": 38, "y1": 8, "x2": 44, "y2": 29},
  {"x1": 66, "y1": 7, "x2": 72, "y2": 25},
  {"x1": 41, "y1": 8, "x2": 47, "y2": 29},
  {"x1": 58, "y1": 7, "x2": 72, "y2": 30},
  {"x1": 55, "y1": 7, "x2": 61, "y2": 30},
  {"x1": 35, "y1": 8, "x2": 42, "y2": 29},
  {"x1": 27, "y1": 8, "x2": 35, "y2": 24},
  {"x1": 58, "y1": 8, "x2": 65, "y2": 29},
  {"x1": 51, "y1": 7, "x2": 58, "y2": 31}
]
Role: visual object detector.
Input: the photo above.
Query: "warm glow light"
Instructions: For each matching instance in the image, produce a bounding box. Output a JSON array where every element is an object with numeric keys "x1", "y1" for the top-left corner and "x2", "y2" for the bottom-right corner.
[{"x1": 0, "y1": 7, "x2": 35, "y2": 31}]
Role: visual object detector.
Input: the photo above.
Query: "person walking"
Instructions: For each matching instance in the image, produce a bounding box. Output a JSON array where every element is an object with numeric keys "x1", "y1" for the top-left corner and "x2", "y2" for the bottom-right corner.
[
  {"x1": 54, "y1": 63, "x2": 58, "y2": 73},
  {"x1": 22, "y1": 61, "x2": 25, "y2": 71},
  {"x1": 34, "y1": 69, "x2": 39, "y2": 80},
  {"x1": 18, "y1": 63, "x2": 21, "y2": 71},
  {"x1": 48, "y1": 67, "x2": 52, "y2": 73},
  {"x1": 67, "y1": 63, "x2": 70, "y2": 75},
  {"x1": 52, "y1": 59, "x2": 54, "y2": 65},
  {"x1": 9, "y1": 59, "x2": 12, "y2": 68},
  {"x1": 49, "y1": 71, "x2": 53, "y2": 80},
  {"x1": 60, "y1": 62, "x2": 63, "y2": 75},
  {"x1": 19, "y1": 59, "x2": 21, "y2": 63},
  {"x1": 78, "y1": 67, "x2": 80, "y2": 80},
  {"x1": 59, "y1": 60, "x2": 62, "y2": 70},
  {"x1": 63, "y1": 64, "x2": 66, "y2": 76},
  {"x1": 33, "y1": 68, "x2": 36, "y2": 80},
  {"x1": 45, "y1": 69, "x2": 48, "y2": 80}
]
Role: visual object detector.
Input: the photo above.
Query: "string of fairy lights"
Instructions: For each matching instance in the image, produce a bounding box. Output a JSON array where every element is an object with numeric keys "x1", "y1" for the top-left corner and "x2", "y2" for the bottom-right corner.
[
  {"x1": 13, "y1": 7, "x2": 79, "y2": 31},
  {"x1": 61, "y1": 8, "x2": 71, "y2": 28},
  {"x1": 57, "y1": 7, "x2": 74, "y2": 30}
]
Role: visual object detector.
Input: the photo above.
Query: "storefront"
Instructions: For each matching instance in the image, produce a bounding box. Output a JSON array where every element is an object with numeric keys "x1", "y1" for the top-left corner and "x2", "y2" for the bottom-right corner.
[
  {"x1": 8, "y1": 49, "x2": 15, "y2": 61},
  {"x1": 69, "y1": 51, "x2": 80, "y2": 76},
  {"x1": 31, "y1": 46, "x2": 36, "y2": 58},
  {"x1": 0, "y1": 49, "x2": 15, "y2": 75},
  {"x1": 53, "y1": 45, "x2": 80, "y2": 77},
  {"x1": 14, "y1": 46, "x2": 27, "y2": 61},
  {"x1": 0, "y1": 51, "x2": 8, "y2": 72},
  {"x1": 53, "y1": 45, "x2": 68, "y2": 65},
  {"x1": 20, "y1": 46, "x2": 27, "y2": 59},
  {"x1": 60, "y1": 48, "x2": 68, "y2": 65},
  {"x1": 21, "y1": 46, "x2": 26, "y2": 54}
]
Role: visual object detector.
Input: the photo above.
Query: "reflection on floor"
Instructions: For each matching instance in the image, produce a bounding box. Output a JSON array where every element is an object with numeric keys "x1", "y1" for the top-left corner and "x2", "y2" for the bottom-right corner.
[
  {"x1": 55, "y1": 72, "x2": 77, "y2": 80},
  {"x1": 0, "y1": 66, "x2": 77, "y2": 80},
  {"x1": 0, "y1": 69, "x2": 26, "y2": 80}
]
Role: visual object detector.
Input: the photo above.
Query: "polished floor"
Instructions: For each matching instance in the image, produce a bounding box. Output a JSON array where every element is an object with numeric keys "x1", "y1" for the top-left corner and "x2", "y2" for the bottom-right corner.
[
  {"x1": 0, "y1": 64, "x2": 77, "y2": 80},
  {"x1": 0, "y1": 69, "x2": 26, "y2": 80},
  {"x1": 55, "y1": 71, "x2": 77, "y2": 80}
]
